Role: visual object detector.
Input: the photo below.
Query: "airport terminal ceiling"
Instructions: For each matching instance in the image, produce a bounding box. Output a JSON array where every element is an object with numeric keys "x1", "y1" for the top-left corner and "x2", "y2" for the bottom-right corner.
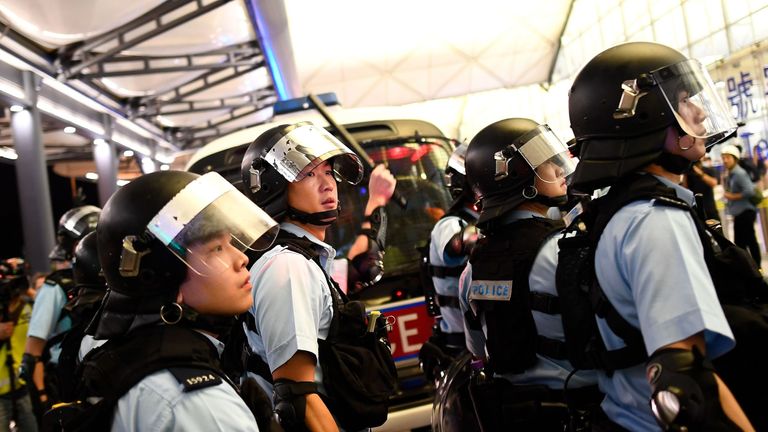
[
  {"x1": 0, "y1": 0, "x2": 767, "y2": 175},
  {"x1": 0, "y1": 0, "x2": 572, "y2": 167}
]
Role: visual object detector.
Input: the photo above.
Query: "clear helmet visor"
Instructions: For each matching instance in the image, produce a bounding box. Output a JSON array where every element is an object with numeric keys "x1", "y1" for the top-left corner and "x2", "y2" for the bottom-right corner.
[
  {"x1": 444, "y1": 142, "x2": 469, "y2": 188},
  {"x1": 446, "y1": 142, "x2": 469, "y2": 176},
  {"x1": 265, "y1": 123, "x2": 364, "y2": 185},
  {"x1": 148, "y1": 172, "x2": 279, "y2": 276},
  {"x1": 654, "y1": 59, "x2": 737, "y2": 147},
  {"x1": 517, "y1": 125, "x2": 578, "y2": 184}
]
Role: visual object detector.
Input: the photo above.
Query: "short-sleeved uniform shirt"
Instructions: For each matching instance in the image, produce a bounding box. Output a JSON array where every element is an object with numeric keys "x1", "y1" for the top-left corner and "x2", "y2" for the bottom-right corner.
[
  {"x1": 594, "y1": 173, "x2": 734, "y2": 430},
  {"x1": 27, "y1": 280, "x2": 72, "y2": 363},
  {"x1": 245, "y1": 222, "x2": 335, "y2": 398}
]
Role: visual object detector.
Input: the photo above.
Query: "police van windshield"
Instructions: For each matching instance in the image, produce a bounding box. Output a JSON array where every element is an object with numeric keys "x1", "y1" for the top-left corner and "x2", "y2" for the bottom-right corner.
[{"x1": 326, "y1": 137, "x2": 454, "y2": 277}]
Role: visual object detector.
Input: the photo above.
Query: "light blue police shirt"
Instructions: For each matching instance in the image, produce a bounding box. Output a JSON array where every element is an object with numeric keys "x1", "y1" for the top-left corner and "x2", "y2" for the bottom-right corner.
[
  {"x1": 594, "y1": 173, "x2": 735, "y2": 431},
  {"x1": 113, "y1": 333, "x2": 259, "y2": 431},
  {"x1": 725, "y1": 164, "x2": 756, "y2": 216},
  {"x1": 245, "y1": 222, "x2": 335, "y2": 399},
  {"x1": 429, "y1": 213, "x2": 475, "y2": 335},
  {"x1": 459, "y1": 211, "x2": 597, "y2": 389},
  {"x1": 27, "y1": 280, "x2": 72, "y2": 363}
]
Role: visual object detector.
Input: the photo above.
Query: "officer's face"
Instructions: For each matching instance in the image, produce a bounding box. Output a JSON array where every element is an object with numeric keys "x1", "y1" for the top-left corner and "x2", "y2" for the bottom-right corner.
[
  {"x1": 534, "y1": 161, "x2": 567, "y2": 197},
  {"x1": 676, "y1": 90, "x2": 708, "y2": 137},
  {"x1": 287, "y1": 160, "x2": 338, "y2": 223},
  {"x1": 178, "y1": 231, "x2": 252, "y2": 315}
]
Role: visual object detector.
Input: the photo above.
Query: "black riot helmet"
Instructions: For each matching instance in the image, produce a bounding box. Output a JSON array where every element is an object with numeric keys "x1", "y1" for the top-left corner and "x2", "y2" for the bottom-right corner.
[
  {"x1": 241, "y1": 121, "x2": 364, "y2": 224},
  {"x1": 94, "y1": 170, "x2": 278, "y2": 338},
  {"x1": 0, "y1": 258, "x2": 28, "y2": 302},
  {"x1": 49, "y1": 205, "x2": 101, "y2": 262},
  {"x1": 70, "y1": 231, "x2": 107, "y2": 316},
  {"x1": 72, "y1": 231, "x2": 105, "y2": 291},
  {"x1": 444, "y1": 142, "x2": 473, "y2": 210},
  {"x1": 465, "y1": 118, "x2": 575, "y2": 228},
  {"x1": 569, "y1": 42, "x2": 737, "y2": 192}
]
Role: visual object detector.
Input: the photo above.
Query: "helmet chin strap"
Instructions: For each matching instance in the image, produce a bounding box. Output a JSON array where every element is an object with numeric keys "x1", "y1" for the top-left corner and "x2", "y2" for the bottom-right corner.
[
  {"x1": 656, "y1": 152, "x2": 694, "y2": 175},
  {"x1": 655, "y1": 127, "x2": 696, "y2": 175},
  {"x1": 286, "y1": 206, "x2": 339, "y2": 226},
  {"x1": 533, "y1": 194, "x2": 569, "y2": 208}
]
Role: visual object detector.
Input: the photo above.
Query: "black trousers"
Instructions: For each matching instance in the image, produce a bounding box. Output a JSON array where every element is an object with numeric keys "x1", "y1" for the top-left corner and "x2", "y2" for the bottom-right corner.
[{"x1": 733, "y1": 209, "x2": 761, "y2": 266}]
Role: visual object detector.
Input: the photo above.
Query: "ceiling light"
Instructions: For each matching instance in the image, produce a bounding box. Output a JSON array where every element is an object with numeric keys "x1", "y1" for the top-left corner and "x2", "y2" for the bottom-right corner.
[
  {"x1": 9, "y1": 105, "x2": 24, "y2": 112},
  {"x1": 141, "y1": 157, "x2": 157, "y2": 174},
  {"x1": 93, "y1": 138, "x2": 107, "y2": 146},
  {"x1": 63, "y1": 126, "x2": 76, "y2": 134},
  {"x1": 160, "y1": 164, "x2": 170, "y2": 171},
  {"x1": 123, "y1": 150, "x2": 134, "y2": 157},
  {"x1": 85, "y1": 172, "x2": 99, "y2": 180}
]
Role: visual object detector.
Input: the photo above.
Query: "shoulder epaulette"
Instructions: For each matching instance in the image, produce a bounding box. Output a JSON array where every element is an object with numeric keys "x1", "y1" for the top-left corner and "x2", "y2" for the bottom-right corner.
[{"x1": 169, "y1": 367, "x2": 223, "y2": 392}]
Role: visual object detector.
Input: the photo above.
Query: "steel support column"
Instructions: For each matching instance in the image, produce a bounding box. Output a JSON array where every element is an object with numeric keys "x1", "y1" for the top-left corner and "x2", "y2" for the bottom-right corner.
[
  {"x1": 10, "y1": 71, "x2": 55, "y2": 274},
  {"x1": 94, "y1": 116, "x2": 118, "y2": 206}
]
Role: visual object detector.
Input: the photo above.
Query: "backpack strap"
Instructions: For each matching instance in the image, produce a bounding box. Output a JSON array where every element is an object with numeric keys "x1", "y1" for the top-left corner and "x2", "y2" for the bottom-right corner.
[{"x1": 585, "y1": 174, "x2": 692, "y2": 371}]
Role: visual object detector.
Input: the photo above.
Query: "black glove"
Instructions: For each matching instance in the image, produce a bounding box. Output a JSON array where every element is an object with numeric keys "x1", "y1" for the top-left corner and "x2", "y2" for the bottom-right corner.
[
  {"x1": 19, "y1": 352, "x2": 38, "y2": 382},
  {"x1": 419, "y1": 337, "x2": 454, "y2": 382}
]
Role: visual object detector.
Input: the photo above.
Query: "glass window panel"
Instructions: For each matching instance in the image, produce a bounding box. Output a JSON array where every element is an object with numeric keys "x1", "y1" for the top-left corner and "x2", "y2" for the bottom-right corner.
[
  {"x1": 752, "y1": 6, "x2": 768, "y2": 41},
  {"x1": 601, "y1": 7, "x2": 625, "y2": 47},
  {"x1": 729, "y1": 16, "x2": 755, "y2": 51},
  {"x1": 724, "y1": 0, "x2": 752, "y2": 22},
  {"x1": 581, "y1": 21, "x2": 604, "y2": 53},
  {"x1": 748, "y1": 0, "x2": 768, "y2": 14},
  {"x1": 649, "y1": 0, "x2": 681, "y2": 19},
  {"x1": 690, "y1": 30, "x2": 729, "y2": 61},
  {"x1": 623, "y1": 0, "x2": 651, "y2": 36},
  {"x1": 568, "y1": 0, "x2": 601, "y2": 37},
  {"x1": 653, "y1": 7, "x2": 688, "y2": 50},
  {"x1": 598, "y1": 0, "x2": 622, "y2": 17},
  {"x1": 684, "y1": 0, "x2": 725, "y2": 43},
  {"x1": 627, "y1": 26, "x2": 655, "y2": 42}
]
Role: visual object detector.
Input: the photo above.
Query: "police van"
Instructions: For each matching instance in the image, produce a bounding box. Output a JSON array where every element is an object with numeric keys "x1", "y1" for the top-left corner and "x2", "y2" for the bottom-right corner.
[{"x1": 185, "y1": 99, "x2": 456, "y2": 430}]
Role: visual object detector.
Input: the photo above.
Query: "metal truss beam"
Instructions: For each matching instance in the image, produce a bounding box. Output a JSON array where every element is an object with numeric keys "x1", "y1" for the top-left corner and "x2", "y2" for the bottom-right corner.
[
  {"x1": 77, "y1": 43, "x2": 263, "y2": 78},
  {"x1": 139, "y1": 62, "x2": 265, "y2": 105},
  {"x1": 59, "y1": 0, "x2": 233, "y2": 79},
  {"x1": 133, "y1": 88, "x2": 274, "y2": 118}
]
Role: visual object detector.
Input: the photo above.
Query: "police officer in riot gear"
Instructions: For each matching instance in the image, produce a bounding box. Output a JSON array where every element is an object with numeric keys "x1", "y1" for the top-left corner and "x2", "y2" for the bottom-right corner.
[
  {"x1": 22, "y1": 205, "x2": 100, "y2": 410},
  {"x1": 456, "y1": 118, "x2": 599, "y2": 431},
  {"x1": 52, "y1": 170, "x2": 279, "y2": 430},
  {"x1": 566, "y1": 41, "x2": 753, "y2": 431},
  {"x1": 53, "y1": 231, "x2": 107, "y2": 402},
  {"x1": 240, "y1": 121, "x2": 397, "y2": 431},
  {"x1": 419, "y1": 142, "x2": 478, "y2": 382}
]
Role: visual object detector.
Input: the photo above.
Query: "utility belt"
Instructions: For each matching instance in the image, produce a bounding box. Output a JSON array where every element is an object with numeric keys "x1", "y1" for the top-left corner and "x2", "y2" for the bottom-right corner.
[{"x1": 468, "y1": 375, "x2": 601, "y2": 432}]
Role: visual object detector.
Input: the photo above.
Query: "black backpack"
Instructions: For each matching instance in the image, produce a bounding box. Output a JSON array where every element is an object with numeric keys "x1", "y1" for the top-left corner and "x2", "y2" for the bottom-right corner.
[{"x1": 247, "y1": 231, "x2": 398, "y2": 431}]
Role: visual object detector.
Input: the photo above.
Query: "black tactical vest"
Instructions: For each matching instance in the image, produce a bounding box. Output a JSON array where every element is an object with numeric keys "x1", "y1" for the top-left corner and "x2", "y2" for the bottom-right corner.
[{"x1": 469, "y1": 216, "x2": 565, "y2": 374}]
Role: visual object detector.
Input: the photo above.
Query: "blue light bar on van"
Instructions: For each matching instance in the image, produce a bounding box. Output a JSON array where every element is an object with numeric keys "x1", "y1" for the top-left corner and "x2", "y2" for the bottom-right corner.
[{"x1": 273, "y1": 93, "x2": 340, "y2": 116}]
